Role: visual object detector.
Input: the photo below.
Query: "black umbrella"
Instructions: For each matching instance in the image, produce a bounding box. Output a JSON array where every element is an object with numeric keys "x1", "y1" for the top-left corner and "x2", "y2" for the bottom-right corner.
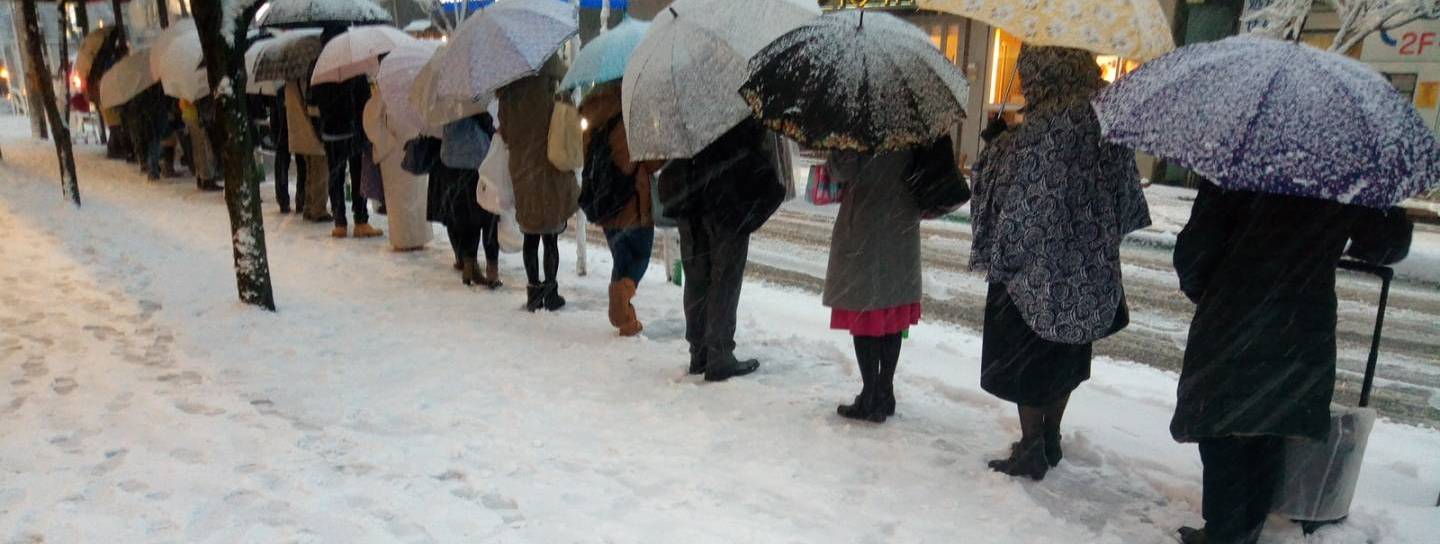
[{"x1": 738, "y1": 10, "x2": 969, "y2": 152}]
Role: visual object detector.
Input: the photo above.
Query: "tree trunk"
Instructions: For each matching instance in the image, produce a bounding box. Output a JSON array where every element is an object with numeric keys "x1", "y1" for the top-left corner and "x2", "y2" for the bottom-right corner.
[
  {"x1": 193, "y1": 0, "x2": 276, "y2": 311},
  {"x1": 19, "y1": 0, "x2": 81, "y2": 206},
  {"x1": 10, "y1": 1, "x2": 47, "y2": 138},
  {"x1": 156, "y1": 0, "x2": 168, "y2": 28},
  {"x1": 59, "y1": 4, "x2": 71, "y2": 119}
]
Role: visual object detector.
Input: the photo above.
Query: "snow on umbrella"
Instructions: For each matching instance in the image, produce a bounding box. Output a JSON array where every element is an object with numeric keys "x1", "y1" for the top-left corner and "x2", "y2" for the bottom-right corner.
[
  {"x1": 739, "y1": 10, "x2": 968, "y2": 152},
  {"x1": 433, "y1": 0, "x2": 579, "y2": 102},
  {"x1": 150, "y1": 20, "x2": 210, "y2": 101},
  {"x1": 622, "y1": 0, "x2": 821, "y2": 160},
  {"x1": 411, "y1": 42, "x2": 490, "y2": 128},
  {"x1": 311, "y1": 25, "x2": 419, "y2": 85},
  {"x1": 258, "y1": 0, "x2": 392, "y2": 29},
  {"x1": 559, "y1": 17, "x2": 650, "y2": 91},
  {"x1": 99, "y1": 48, "x2": 157, "y2": 108},
  {"x1": 252, "y1": 30, "x2": 325, "y2": 83},
  {"x1": 1093, "y1": 35, "x2": 1440, "y2": 208},
  {"x1": 75, "y1": 27, "x2": 117, "y2": 82},
  {"x1": 377, "y1": 40, "x2": 440, "y2": 139},
  {"x1": 918, "y1": 0, "x2": 1173, "y2": 61},
  {"x1": 243, "y1": 38, "x2": 284, "y2": 95}
]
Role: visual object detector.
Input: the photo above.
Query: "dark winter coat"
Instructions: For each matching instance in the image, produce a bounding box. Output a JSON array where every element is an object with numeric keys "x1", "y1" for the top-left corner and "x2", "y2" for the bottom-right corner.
[
  {"x1": 670, "y1": 119, "x2": 785, "y2": 235},
  {"x1": 309, "y1": 76, "x2": 371, "y2": 140},
  {"x1": 1170, "y1": 181, "x2": 1409, "y2": 443},
  {"x1": 497, "y1": 55, "x2": 580, "y2": 235},
  {"x1": 579, "y1": 84, "x2": 653, "y2": 230}
]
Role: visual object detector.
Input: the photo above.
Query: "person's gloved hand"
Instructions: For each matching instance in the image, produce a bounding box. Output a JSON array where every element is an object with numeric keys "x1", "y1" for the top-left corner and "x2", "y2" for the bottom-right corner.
[{"x1": 980, "y1": 116, "x2": 1009, "y2": 143}]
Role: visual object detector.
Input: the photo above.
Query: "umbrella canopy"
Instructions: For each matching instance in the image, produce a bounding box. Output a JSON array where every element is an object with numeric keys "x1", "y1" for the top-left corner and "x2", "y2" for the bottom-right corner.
[
  {"x1": 433, "y1": 0, "x2": 579, "y2": 102},
  {"x1": 258, "y1": 0, "x2": 392, "y2": 29},
  {"x1": 1093, "y1": 35, "x2": 1440, "y2": 208},
  {"x1": 918, "y1": 0, "x2": 1173, "y2": 61},
  {"x1": 411, "y1": 42, "x2": 489, "y2": 127},
  {"x1": 244, "y1": 38, "x2": 284, "y2": 95},
  {"x1": 150, "y1": 19, "x2": 211, "y2": 101},
  {"x1": 100, "y1": 49, "x2": 157, "y2": 108},
  {"x1": 377, "y1": 40, "x2": 440, "y2": 139},
  {"x1": 252, "y1": 30, "x2": 325, "y2": 83},
  {"x1": 740, "y1": 10, "x2": 968, "y2": 152},
  {"x1": 560, "y1": 17, "x2": 650, "y2": 91},
  {"x1": 75, "y1": 27, "x2": 118, "y2": 81},
  {"x1": 622, "y1": 0, "x2": 821, "y2": 160},
  {"x1": 311, "y1": 25, "x2": 418, "y2": 85}
]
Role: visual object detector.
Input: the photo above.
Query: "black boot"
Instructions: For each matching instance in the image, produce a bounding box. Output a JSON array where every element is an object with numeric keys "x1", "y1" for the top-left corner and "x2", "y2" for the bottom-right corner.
[
  {"x1": 838, "y1": 339, "x2": 882, "y2": 422},
  {"x1": 876, "y1": 342, "x2": 898, "y2": 419},
  {"x1": 704, "y1": 353, "x2": 759, "y2": 382},
  {"x1": 542, "y1": 281, "x2": 566, "y2": 311},
  {"x1": 198, "y1": 178, "x2": 222, "y2": 192},
  {"x1": 525, "y1": 284, "x2": 544, "y2": 312},
  {"x1": 988, "y1": 405, "x2": 1050, "y2": 480},
  {"x1": 1177, "y1": 527, "x2": 1207, "y2": 544},
  {"x1": 687, "y1": 351, "x2": 707, "y2": 375}
]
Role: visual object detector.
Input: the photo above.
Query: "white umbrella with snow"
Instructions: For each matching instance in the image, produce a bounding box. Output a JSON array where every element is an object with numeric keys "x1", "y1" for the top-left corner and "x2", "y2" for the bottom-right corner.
[
  {"x1": 310, "y1": 25, "x2": 419, "y2": 85},
  {"x1": 258, "y1": 0, "x2": 392, "y2": 29},
  {"x1": 100, "y1": 48, "x2": 157, "y2": 108},
  {"x1": 622, "y1": 0, "x2": 822, "y2": 160},
  {"x1": 150, "y1": 19, "x2": 210, "y2": 101},
  {"x1": 433, "y1": 0, "x2": 578, "y2": 102},
  {"x1": 411, "y1": 42, "x2": 490, "y2": 128},
  {"x1": 376, "y1": 40, "x2": 440, "y2": 139}
]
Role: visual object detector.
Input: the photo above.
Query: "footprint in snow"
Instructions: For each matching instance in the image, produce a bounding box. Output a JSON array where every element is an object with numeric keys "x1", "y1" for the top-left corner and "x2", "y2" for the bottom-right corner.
[
  {"x1": 174, "y1": 400, "x2": 226, "y2": 416},
  {"x1": 91, "y1": 448, "x2": 129, "y2": 477},
  {"x1": 51, "y1": 377, "x2": 78, "y2": 395}
]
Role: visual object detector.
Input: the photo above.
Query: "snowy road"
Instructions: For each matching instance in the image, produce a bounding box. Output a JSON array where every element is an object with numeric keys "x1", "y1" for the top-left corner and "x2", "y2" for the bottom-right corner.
[{"x1": 1, "y1": 116, "x2": 1438, "y2": 542}]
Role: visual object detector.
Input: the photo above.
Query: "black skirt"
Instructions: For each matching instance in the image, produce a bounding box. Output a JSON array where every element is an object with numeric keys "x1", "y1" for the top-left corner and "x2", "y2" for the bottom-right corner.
[
  {"x1": 980, "y1": 283, "x2": 1093, "y2": 406},
  {"x1": 427, "y1": 165, "x2": 495, "y2": 227}
]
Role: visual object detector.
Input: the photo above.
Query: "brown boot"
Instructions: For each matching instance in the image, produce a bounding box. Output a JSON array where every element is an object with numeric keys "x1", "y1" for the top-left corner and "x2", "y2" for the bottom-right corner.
[
  {"x1": 617, "y1": 279, "x2": 642, "y2": 337},
  {"x1": 607, "y1": 281, "x2": 628, "y2": 327},
  {"x1": 482, "y1": 261, "x2": 503, "y2": 289},
  {"x1": 331, "y1": 225, "x2": 348, "y2": 238},
  {"x1": 352, "y1": 223, "x2": 384, "y2": 238}
]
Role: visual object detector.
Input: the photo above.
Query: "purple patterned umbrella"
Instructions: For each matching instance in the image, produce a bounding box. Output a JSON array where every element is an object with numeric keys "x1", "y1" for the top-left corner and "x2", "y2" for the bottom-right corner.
[{"x1": 1092, "y1": 35, "x2": 1440, "y2": 208}]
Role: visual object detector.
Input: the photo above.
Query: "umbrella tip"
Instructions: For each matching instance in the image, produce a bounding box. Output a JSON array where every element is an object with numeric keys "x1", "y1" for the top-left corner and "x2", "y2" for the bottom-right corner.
[
  {"x1": 859, "y1": 11, "x2": 864, "y2": 29},
  {"x1": 669, "y1": 7, "x2": 678, "y2": 18}
]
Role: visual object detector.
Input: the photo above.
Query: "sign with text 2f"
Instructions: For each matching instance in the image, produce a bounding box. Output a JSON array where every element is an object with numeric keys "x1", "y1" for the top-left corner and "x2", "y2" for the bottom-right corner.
[{"x1": 1362, "y1": 19, "x2": 1440, "y2": 62}]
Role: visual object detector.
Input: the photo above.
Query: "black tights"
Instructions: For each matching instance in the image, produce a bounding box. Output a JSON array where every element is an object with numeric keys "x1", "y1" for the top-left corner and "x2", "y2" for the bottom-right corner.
[
  {"x1": 523, "y1": 233, "x2": 559, "y2": 285},
  {"x1": 852, "y1": 334, "x2": 902, "y2": 398},
  {"x1": 447, "y1": 217, "x2": 499, "y2": 264},
  {"x1": 1017, "y1": 395, "x2": 1071, "y2": 446}
]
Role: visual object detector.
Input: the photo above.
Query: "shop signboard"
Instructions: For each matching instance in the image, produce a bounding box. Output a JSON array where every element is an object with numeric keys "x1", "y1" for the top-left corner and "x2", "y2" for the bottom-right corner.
[{"x1": 1361, "y1": 18, "x2": 1440, "y2": 63}]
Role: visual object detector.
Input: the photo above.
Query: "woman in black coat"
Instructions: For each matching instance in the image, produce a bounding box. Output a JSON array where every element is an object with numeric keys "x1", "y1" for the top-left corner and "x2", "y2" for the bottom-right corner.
[{"x1": 1171, "y1": 180, "x2": 1412, "y2": 544}]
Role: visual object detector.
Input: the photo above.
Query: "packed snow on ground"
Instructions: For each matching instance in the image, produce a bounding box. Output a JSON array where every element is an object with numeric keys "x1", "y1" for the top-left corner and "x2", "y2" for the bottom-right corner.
[{"x1": 2, "y1": 117, "x2": 1438, "y2": 542}]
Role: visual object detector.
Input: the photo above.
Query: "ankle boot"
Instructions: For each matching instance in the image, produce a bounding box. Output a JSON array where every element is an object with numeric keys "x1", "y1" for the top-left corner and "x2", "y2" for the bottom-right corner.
[
  {"x1": 462, "y1": 258, "x2": 480, "y2": 286},
  {"x1": 525, "y1": 284, "x2": 544, "y2": 312},
  {"x1": 542, "y1": 281, "x2": 566, "y2": 311},
  {"x1": 838, "y1": 355, "x2": 880, "y2": 422},
  {"x1": 687, "y1": 352, "x2": 707, "y2": 375},
  {"x1": 607, "y1": 281, "x2": 627, "y2": 327},
  {"x1": 1043, "y1": 431, "x2": 1063, "y2": 467},
  {"x1": 483, "y1": 261, "x2": 502, "y2": 289},
  {"x1": 988, "y1": 436, "x2": 1049, "y2": 481}
]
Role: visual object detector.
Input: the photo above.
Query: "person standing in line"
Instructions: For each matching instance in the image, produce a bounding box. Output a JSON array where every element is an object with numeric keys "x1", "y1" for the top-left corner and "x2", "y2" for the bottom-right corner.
[
  {"x1": 579, "y1": 83, "x2": 655, "y2": 337},
  {"x1": 496, "y1": 54, "x2": 578, "y2": 311},
  {"x1": 1171, "y1": 184, "x2": 1412, "y2": 544},
  {"x1": 432, "y1": 113, "x2": 502, "y2": 286},
  {"x1": 286, "y1": 78, "x2": 330, "y2": 222},
  {"x1": 824, "y1": 148, "x2": 926, "y2": 423},
  {"x1": 363, "y1": 93, "x2": 433, "y2": 252},
  {"x1": 272, "y1": 86, "x2": 297, "y2": 214},
  {"x1": 661, "y1": 119, "x2": 785, "y2": 382},
  {"x1": 311, "y1": 27, "x2": 381, "y2": 239},
  {"x1": 969, "y1": 46, "x2": 1150, "y2": 481},
  {"x1": 181, "y1": 96, "x2": 221, "y2": 191}
]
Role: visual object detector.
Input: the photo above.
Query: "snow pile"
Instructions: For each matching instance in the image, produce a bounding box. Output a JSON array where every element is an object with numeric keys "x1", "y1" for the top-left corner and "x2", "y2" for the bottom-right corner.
[{"x1": 0, "y1": 116, "x2": 1437, "y2": 542}]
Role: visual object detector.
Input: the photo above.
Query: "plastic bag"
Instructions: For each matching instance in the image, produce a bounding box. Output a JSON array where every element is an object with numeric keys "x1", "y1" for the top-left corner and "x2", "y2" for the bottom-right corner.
[
  {"x1": 477, "y1": 136, "x2": 513, "y2": 215},
  {"x1": 1271, "y1": 405, "x2": 1376, "y2": 521}
]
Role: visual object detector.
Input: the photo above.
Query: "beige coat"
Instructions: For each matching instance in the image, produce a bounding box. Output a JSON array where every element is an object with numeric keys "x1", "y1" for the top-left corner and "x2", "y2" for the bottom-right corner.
[
  {"x1": 496, "y1": 55, "x2": 579, "y2": 235},
  {"x1": 364, "y1": 97, "x2": 432, "y2": 250},
  {"x1": 284, "y1": 82, "x2": 325, "y2": 156}
]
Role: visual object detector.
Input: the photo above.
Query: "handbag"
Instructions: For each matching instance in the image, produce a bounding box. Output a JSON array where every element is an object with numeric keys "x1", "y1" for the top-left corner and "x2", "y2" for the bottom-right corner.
[
  {"x1": 906, "y1": 135, "x2": 971, "y2": 219},
  {"x1": 804, "y1": 164, "x2": 843, "y2": 206},
  {"x1": 546, "y1": 101, "x2": 584, "y2": 172},
  {"x1": 401, "y1": 136, "x2": 442, "y2": 175}
]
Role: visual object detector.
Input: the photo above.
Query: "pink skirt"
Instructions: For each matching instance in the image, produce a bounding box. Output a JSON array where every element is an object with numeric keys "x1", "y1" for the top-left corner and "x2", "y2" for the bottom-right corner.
[{"x1": 831, "y1": 303, "x2": 922, "y2": 337}]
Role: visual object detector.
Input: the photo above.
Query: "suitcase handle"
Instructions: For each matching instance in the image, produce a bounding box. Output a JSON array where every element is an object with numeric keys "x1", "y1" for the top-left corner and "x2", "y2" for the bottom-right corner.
[{"x1": 1337, "y1": 260, "x2": 1393, "y2": 408}]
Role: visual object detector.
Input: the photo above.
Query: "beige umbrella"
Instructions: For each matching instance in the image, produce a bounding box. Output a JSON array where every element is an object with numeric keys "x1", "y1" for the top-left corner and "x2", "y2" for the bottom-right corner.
[
  {"x1": 99, "y1": 49, "x2": 157, "y2": 107},
  {"x1": 409, "y1": 42, "x2": 487, "y2": 129},
  {"x1": 917, "y1": 0, "x2": 1174, "y2": 61}
]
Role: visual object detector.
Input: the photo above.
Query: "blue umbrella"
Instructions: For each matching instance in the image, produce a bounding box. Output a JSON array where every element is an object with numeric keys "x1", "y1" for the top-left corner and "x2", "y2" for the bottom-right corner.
[
  {"x1": 1093, "y1": 35, "x2": 1440, "y2": 208},
  {"x1": 560, "y1": 17, "x2": 650, "y2": 91}
]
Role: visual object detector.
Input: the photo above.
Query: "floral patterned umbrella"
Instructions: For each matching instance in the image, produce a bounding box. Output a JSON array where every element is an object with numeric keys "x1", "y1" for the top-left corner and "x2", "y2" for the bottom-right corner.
[
  {"x1": 1093, "y1": 35, "x2": 1440, "y2": 208},
  {"x1": 918, "y1": 0, "x2": 1173, "y2": 61},
  {"x1": 739, "y1": 10, "x2": 968, "y2": 152},
  {"x1": 433, "y1": 0, "x2": 579, "y2": 102}
]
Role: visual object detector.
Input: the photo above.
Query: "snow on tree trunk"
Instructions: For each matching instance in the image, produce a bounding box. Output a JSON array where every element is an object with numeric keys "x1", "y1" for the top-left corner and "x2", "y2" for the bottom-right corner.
[
  {"x1": 194, "y1": 0, "x2": 277, "y2": 312},
  {"x1": 19, "y1": 0, "x2": 81, "y2": 206}
]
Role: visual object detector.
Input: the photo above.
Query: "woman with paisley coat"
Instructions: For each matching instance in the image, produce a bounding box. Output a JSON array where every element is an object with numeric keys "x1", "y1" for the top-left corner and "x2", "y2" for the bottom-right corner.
[{"x1": 968, "y1": 46, "x2": 1151, "y2": 481}]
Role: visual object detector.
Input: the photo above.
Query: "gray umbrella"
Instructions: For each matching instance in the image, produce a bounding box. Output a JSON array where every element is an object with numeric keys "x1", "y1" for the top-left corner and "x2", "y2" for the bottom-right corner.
[
  {"x1": 251, "y1": 30, "x2": 325, "y2": 83},
  {"x1": 621, "y1": 0, "x2": 821, "y2": 160}
]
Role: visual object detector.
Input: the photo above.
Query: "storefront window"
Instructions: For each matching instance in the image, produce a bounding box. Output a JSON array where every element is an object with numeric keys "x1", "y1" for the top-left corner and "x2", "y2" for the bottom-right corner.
[{"x1": 989, "y1": 29, "x2": 1024, "y2": 110}]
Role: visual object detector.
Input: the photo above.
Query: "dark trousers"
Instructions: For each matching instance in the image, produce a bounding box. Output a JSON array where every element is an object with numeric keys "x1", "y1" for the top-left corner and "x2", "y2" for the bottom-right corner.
[
  {"x1": 273, "y1": 95, "x2": 291, "y2": 209},
  {"x1": 274, "y1": 149, "x2": 293, "y2": 208},
  {"x1": 523, "y1": 233, "x2": 559, "y2": 285},
  {"x1": 604, "y1": 227, "x2": 655, "y2": 284},
  {"x1": 450, "y1": 213, "x2": 499, "y2": 263},
  {"x1": 1198, "y1": 436, "x2": 1284, "y2": 544},
  {"x1": 678, "y1": 215, "x2": 750, "y2": 363},
  {"x1": 324, "y1": 138, "x2": 368, "y2": 226}
]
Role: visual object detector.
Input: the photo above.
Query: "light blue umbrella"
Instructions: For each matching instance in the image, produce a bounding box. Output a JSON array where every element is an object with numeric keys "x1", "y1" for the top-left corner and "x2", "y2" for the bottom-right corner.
[{"x1": 560, "y1": 18, "x2": 650, "y2": 91}]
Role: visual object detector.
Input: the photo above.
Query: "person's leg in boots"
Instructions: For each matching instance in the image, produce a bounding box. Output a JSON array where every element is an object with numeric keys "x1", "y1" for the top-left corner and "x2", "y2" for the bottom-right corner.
[
  {"x1": 455, "y1": 220, "x2": 482, "y2": 287},
  {"x1": 989, "y1": 403, "x2": 1050, "y2": 480},
  {"x1": 678, "y1": 219, "x2": 710, "y2": 374},
  {"x1": 540, "y1": 234, "x2": 564, "y2": 311},
  {"x1": 446, "y1": 224, "x2": 464, "y2": 272},
  {"x1": 875, "y1": 333, "x2": 901, "y2": 418},
  {"x1": 604, "y1": 228, "x2": 650, "y2": 336},
  {"x1": 1041, "y1": 394, "x2": 1070, "y2": 466},
  {"x1": 701, "y1": 219, "x2": 758, "y2": 382},
  {"x1": 325, "y1": 139, "x2": 352, "y2": 237},
  {"x1": 274, "y1": 149, "x2": 292, "y2": 213},
  {"x1": 1179, "y1": 436, "x2": 1283, "y2": 544},
  {"x1": 838, "y1": 335, "x2": 881, "y2": 421},
  {"x1": 347, "y1": 146, "x2": 381, "y2": 238},
  {"x1": 479, "y1": 213, "x2": 502, "y2": 289},
  {"x1": 523, "y1": 234, "x2": 544, "y2": 312},
  {"x1": 145, "y1": 137, "x2": 163, "y2": 180}
]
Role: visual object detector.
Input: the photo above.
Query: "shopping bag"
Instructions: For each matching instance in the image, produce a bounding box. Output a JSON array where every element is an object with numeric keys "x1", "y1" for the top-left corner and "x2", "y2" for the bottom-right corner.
[
  {"x1": 546, "y1": 101, "x2": 584, "y2": 172},
  {"x1": 477, "y1": 136, "x2": 514, "y2": 215}
]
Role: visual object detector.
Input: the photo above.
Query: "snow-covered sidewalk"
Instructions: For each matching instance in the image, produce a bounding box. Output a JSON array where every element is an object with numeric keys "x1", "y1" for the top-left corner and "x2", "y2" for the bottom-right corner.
[{"x1": 2, "y1": 119, "x2": 1438, "y2": 543}]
